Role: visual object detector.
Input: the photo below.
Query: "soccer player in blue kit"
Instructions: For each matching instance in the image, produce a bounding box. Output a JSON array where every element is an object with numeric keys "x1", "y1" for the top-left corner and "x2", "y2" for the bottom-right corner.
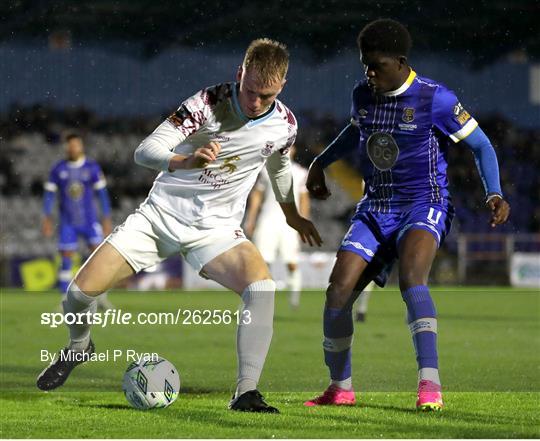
[
  {"x1": 304, "y1": 19, "x2": 510, "y2": 410},
  {"x1": 42, "y1": 133, "x2": 114, "y2": 309}
]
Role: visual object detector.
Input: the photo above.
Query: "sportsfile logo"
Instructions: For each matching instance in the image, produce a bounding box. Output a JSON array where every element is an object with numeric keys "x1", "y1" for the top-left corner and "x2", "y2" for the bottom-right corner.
[{"x1": 40, "y1": 309, "x2": 252, "y2": 328}]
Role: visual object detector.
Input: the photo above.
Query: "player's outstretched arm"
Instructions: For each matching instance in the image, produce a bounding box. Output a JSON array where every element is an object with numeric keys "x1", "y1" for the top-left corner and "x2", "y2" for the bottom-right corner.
[
  {"x1": 307, "y1": 123, "x2": 358, "y2": 200},
  {"x1": 462, "y1": 126, "x2": 510, "y2": 227},
  {"x1": 266, "y1": 149, "x2": 322, "y2": 246}
]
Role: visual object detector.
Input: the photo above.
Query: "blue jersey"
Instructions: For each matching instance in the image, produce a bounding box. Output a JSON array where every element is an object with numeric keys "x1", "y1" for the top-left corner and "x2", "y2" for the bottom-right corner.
[
  {"x1": 44, "y1": 158, "x2": 107, "y2": 227},
  {"x1": 351, "y1": 70, "x2": 478, "y2": 213}
]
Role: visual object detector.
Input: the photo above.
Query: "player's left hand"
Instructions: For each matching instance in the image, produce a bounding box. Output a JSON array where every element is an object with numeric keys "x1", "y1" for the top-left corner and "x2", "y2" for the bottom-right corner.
[
  {"x1": 486, "y1": 195, "x2": 510, "y2": 227},
  {"x1": 286, "y1": 215, "x2": 323, "y2": 247}
]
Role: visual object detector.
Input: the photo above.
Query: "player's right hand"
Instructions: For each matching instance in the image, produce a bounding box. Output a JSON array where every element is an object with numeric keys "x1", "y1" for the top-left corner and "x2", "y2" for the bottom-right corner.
[
  {"x1": 487, "y1": 195, "x2": 510, "y2": 228},
  {"x1": 42, "y1": 217, "x2": 53, "y2": 238},
  {"x1": 183, "y1": 142, "x2": 222, "y2": 169},
  {"x1": 286, "y1": 215, "x2": 323, "y2": 247},
  {"x1": 306, "y1": 161, "x2": 331, "y2": 200}
]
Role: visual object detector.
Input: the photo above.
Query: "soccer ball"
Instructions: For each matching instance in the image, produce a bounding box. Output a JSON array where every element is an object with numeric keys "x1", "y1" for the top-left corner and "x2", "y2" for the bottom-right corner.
[{"x1": 122, "y1": 356, "x2": 180, "y2": 410}]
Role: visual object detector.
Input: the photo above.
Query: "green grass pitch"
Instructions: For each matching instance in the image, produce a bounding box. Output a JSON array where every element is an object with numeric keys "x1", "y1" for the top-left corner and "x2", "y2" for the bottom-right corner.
[{"x1": 1, "y1": 286, "x2": 539, "y2": 438}]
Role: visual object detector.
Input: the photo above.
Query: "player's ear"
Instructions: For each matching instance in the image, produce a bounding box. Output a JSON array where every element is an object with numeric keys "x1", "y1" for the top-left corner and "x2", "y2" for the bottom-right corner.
[
  {"x1": 397, "y1": 56, "x2": 408, "y2": 70},
  {"x1": 236, "y1": 66, "x2": 243, "y2": 82},
  {"x1": 275, "y1": 78, "x2": 286, "y2": 95}
]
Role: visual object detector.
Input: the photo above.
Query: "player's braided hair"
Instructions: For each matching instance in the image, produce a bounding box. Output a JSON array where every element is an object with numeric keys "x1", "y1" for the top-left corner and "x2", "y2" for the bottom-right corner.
[
  {"x1": 357, "y1": 19, "x2": 412, "y2": 57},
  {"x1": 243, "y1": 38, "x2": 289, "y2": 85}
]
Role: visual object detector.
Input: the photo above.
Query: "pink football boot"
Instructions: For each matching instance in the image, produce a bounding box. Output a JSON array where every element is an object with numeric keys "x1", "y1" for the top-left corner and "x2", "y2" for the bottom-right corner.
[
  {"x1": 416, "y1": 380, "x2": 443, "y2": 411},
  {"x1": 304, "y1": 384, "x2": 356, "y2": 407}
]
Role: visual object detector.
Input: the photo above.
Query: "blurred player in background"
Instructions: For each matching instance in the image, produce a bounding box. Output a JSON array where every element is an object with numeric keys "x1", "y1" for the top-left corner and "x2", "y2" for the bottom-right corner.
[
  {"x1": 354, "y1": 281, "x2": 374, "y2": 322},
  {"x1": 37, "y1": 39, "x2": 322, "y2": 413},
  {"x1": 42, "y1": 133, "x2": 113, "y2": 310},
  {"x1": 305, "y1": 19, "x2": 510, "y2": 411},
  {"x1": 245, "y1": 145, "x2": 310, "y2": 309}
]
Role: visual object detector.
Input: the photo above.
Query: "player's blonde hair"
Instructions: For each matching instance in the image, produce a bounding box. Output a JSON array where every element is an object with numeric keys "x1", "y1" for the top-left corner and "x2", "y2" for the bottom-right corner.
[{"x1": 242, "y1": 38, "x2": 289, "y2": 85}]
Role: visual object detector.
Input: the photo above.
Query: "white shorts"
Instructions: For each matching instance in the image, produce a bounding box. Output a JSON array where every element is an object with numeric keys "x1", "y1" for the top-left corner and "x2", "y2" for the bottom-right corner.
[
  {"x1": 252, "y1": 220, "x2": 300, "y2": 264},
  {"x1": 107, "y1": 201, "x2": 248, "y2": 273}
]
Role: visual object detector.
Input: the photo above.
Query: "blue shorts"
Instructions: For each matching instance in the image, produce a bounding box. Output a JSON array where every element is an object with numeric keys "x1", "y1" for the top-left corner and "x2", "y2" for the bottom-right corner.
[
  {"x1": 58, "y1": 222, "x2": 104, "y2": 251},
  {"x1": 340, "y1": 202, "x2": 454, "y2": 286}
]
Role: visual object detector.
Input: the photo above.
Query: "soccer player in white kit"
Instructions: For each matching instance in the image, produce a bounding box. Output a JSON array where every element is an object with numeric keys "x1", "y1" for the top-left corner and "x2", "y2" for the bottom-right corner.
[
  {"x1": 245, "y1": 146, "x2": 310, "y2": 309},
  {"x1": 36, "y1": 38, "x2": 322, "y2": 413}
]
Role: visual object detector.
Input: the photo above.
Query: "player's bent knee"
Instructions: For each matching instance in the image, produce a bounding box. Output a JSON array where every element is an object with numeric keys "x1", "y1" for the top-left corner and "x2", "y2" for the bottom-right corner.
[
  {"x1": 398, "y1": 272, "x2": 427, "y2": 291},
  {"x1": 325, "y1": 280, "x2": 356, "y2": 308}
]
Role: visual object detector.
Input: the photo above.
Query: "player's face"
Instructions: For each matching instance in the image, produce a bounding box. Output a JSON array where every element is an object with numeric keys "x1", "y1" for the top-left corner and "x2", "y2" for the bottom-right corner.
[
  {"x1": 236, "y1": 67, "x2": 285, "y2": 118},
  {"x1": 65, "y1": 138, "x2": 84, "y2": 161},
  {"x1": 360, "y1": 51, "x2": 409, "y2": 94}
]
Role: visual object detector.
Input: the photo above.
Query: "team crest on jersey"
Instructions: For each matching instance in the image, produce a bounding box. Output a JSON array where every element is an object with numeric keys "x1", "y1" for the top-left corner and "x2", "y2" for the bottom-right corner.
[
  {"x1": 234, "y1": 229, "x2": 245, "y2": 240},
  {"x1": 261, "y1": 141, "x2": 275, "y2": 157},
  {"x1": 68, "y1": 182, "x2": 84, "y2": 200},
  {"x1": 402, "y1": 107, "x2": 415, "y2": 123}
]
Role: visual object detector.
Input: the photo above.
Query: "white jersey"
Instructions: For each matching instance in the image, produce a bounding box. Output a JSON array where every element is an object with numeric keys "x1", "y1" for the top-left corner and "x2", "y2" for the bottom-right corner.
[
  {"x1": 256, "y1": 163, "x2": 308, "y2": 224},
  {"x1": 141, "y1": 82, "x2": 297, "y2": 228}
]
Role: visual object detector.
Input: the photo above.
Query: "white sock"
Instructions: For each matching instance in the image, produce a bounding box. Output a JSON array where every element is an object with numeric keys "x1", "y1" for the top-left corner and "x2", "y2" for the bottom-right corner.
[
  {"x1": 418, "y1": 367, "x2": 441, "y2": 385},
  {"x1": 63, "y1": 282, "x2": 97, "y2": 351},
  {"x1": 235, "y1": 279, "x2": 276, "y2": 397},
  {"x1": 287, "y1": 268, "x2": 301, "y2": 307},
  {"x1": 331, "y1": 377, "x2": 353, "y2": 390}
]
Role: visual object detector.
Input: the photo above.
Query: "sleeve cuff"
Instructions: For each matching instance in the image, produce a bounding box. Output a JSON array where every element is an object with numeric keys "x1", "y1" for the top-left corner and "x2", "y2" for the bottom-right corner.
[
  {"x1": 161, "y1": 152, "x2": 178, "y2": 172},
  {"x1": 44, "y1": 182, "x2": 57, "y2": 192},
  {"x1": 93, "y1": 179, "x2": 107, "y2": 190},
  {"x1": 449, "y1": 118, "x2": 478, "y2": 143}
]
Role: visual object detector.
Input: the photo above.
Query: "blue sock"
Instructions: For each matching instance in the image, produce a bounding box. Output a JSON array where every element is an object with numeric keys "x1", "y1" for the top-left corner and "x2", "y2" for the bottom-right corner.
[
  {"x1": 401, "y1": 285, "x2": 438, "y2": 370},
  {"x1": 323, "y1": 307, "x2": 354, "y2": 381},
  {"x1": 58, "y1": 255, "x2": 72, "y2": 294}
]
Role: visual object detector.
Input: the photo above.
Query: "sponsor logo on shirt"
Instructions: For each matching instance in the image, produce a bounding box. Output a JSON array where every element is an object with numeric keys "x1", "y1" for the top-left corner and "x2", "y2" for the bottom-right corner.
[
  {"x1": 209, "y1": 133, "x2": 230, "y2": 143},
  {"x1": 198, "y1": 169, "x2": 230, "y2": 190},
  {"x1": 402, "y1": 107, "x2": 415, "y2": 123},
  {"x1": 398, "y1": 123, "x2": 417, "y2": 131}
]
